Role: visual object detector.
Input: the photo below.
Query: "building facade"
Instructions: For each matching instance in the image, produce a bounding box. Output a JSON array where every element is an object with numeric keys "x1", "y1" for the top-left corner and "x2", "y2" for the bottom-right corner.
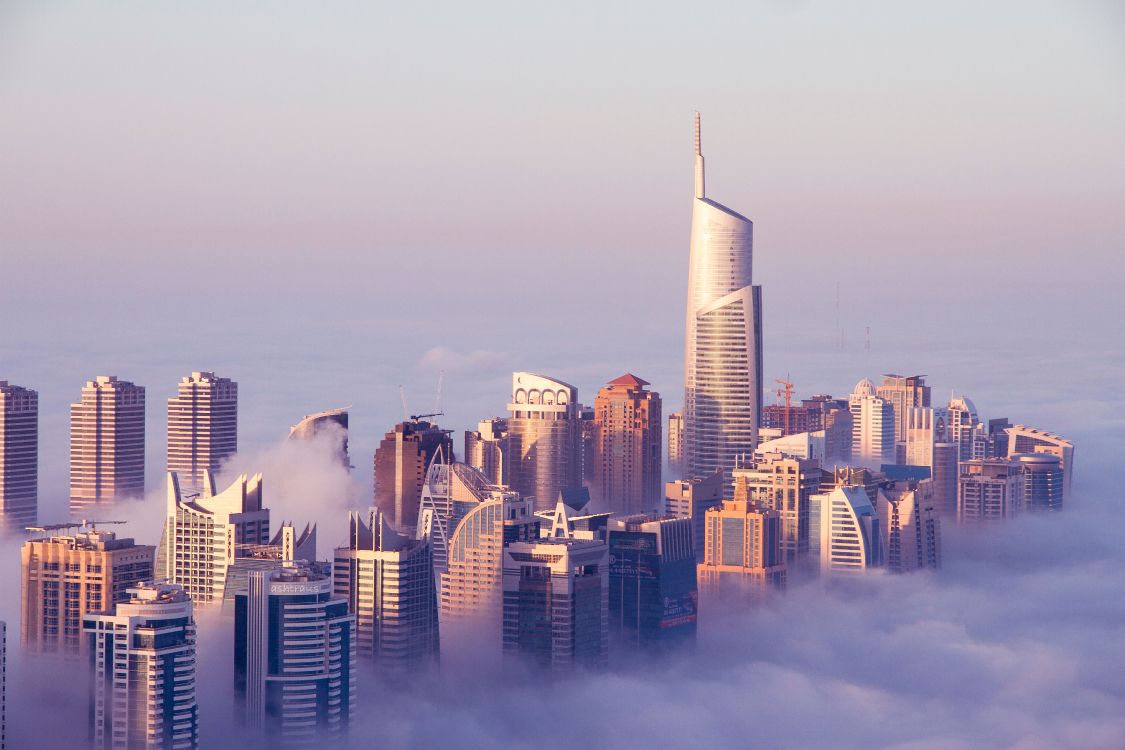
[
  {"x1": 157, "y1": 471, "x2": 270, "y2": 603},
  {"x1": 506, "y1": 372, "x2": 582, "y2": 513},
  {"x1": 21, "y1": 527, "x2": 154, "y2": 655},
  {"x1": 84, "y1": 584, "x2": 197, "y2": 750},
  {"x1": 876, "y1": 374, "x2": 931, "y2": 443},
  {"x1": 664, "y1": 470, "x2": 724, "y2": 562},
  {"x1": 0, "y1": 381, "x2": 37, "y2": 531},
  {"x1": 733, "y1": 452, "x2": 820, "y2": 563},
  {"x1": 374, "y1": 420, "x2": 453, "y2": 532},
  {"x1": 501, "y1": 535, "x2": 609, "y2": 671},
  {"x1": 810, "y1": 486, "x2": 882, "y2": 574},
  {"x1": 70, "y1": 376, "x2": 146, "y2": 513},
  {"x1": 607, "y1": 514, "x2": 696, "y2": 650},
  {"x1": 849, "y1": 378, "x2": 895, "y2": 467},
  {"x1": 234, "y1": 563, "x2": 356, "y2": 746},
  {"x1": 592, "y1": 374, "x2": 662, "y2": 516},
  {"x1": 1005, "y1": 425, "x2": 1074, "y2": 502},
  {"x1": 667, "y1": 412, "x2": 684, "y2": 477},
  {"x1": 877, "y1": 479, "x2": 941, "y2": 572},
  {"x1": 698, "y1": 498, "x2": 786, "y2": 598},
  {"x1": 463, "y1": 417, "x2": 509, "y2": 486},
  {"x1": 683, "y1": 114, "x2": 763, "y2": 488},
  {"x1": 333, "y1": 508, "x2": 438, "y2": 668},
  {"x1": 167, "y1": 371, "x2": 238, "y2": 490},
  {"x1": 932, "y1": 442, "x2": 959, "y2": 517},
  {"x1": 1015, "y1": 452, "x2": 1064, "y2": 512},
  {"x1": 958, "y1": 458, "x2": 1024, "y2": 522}
]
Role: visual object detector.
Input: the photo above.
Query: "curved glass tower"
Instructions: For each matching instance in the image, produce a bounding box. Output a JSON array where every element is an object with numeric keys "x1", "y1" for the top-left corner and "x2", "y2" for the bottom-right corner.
[{"x1": 683, "y1": 114, "x2": 762, "y2": 486}]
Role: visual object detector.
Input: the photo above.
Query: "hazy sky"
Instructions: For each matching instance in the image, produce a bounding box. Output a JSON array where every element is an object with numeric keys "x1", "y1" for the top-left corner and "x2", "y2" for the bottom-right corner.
[{"x1": 2, "y1": 0, "x2": 1124, "y2": 511}]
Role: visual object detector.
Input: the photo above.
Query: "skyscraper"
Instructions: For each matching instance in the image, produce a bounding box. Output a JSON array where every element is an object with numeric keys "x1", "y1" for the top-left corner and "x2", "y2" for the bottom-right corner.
[
  {"x1": 288, "y1": 407, "x2": 350, "y2": 467},
  {"x1": 683, "y1": 114, "x2": 762, "y2": 488},
  {"x1": 333, "y1": 508, "x2": 439, "y2": 668},
  {"x1": 0, "y1": 621, "x2": 5, "y2": 750},
  {"x1": 849, "y1": 378, "x2": 895, "y2": 467},
  {"x1": 958, "y1": 458, "x2": 1023, "y2": 522},
  {"x1": 374, "y1": 419, "x2": 453, "y2": 531},
  {"x1": 810, "y1": 485, "x2": 882, "y2": 574},
  {"x1": 932, "y1": 441, "x2": 959, "y2": 517},
  {"x1": 592, "y1": 374, "x2": 662, "y2": 515},
  {"x1": 506, "y1": 372, "x2": 581, "y2": 512},
  {"x1": 1015, "y1": 452, "x2": 1064, "y2": 512},
  {"x1": 157, "y1": 471, "x2": 270, "y2": 603},
  {"x1": 84, "y1": 583, "x2": 198, "y2": 750},
  {"x1": 1005, "y1": 425, "x2": 1074, "y2": 502},
  {"x1": 698, "y1": 497, "x2": 786, "y2": 599},
  {"x1": 234, "y1": 563, "x2": 355, "y2": 744},
  {"x1": 664, "y1": 470, "x2": 724, "y2": 561},
  {"x1": 876, "y1": 374, "x2": 931, "y2": 443},
  {"x1": 0, "y1": 381, "x2": 38, "y2": 531},
  {"x1": 167, "y1": 371, "x2": 238, "y2": 490},
  {"x1": 733, "y1": 452, "x2": 820, "y2": 564},
  {"x1": 667, "y1": 411, "x2": 684, "y2": 477},
  {"x1": 70, "y1": 376, "x2": 145, "y2": 513},
  {"x1": 947, "y1": 396, "x2": 981, "y2": 461},
  {"x1": 607, "y1": 514, "x2": 697, "y2": 650},
  {"x1": 877, "y1": 479, "x2": 941, "y2": 572},
  {"x1": 904, "y1": 407, "x2": 939, "y2": 468},
  {"x1": 21, "y1": 526, "x2": 154, "y2": 655},
  {"x1": 463, "y1": 417, "x2": 509, "y2": 486},
  {"x1": 501, "y1": 532, "x2": 609, "y2": 671}
]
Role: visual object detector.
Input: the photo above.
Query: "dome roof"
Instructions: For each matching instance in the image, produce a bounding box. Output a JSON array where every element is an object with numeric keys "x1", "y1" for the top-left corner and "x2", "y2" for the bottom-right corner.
[{"x1": 852, "y1": 378, "x2": 877, "y2": 398}]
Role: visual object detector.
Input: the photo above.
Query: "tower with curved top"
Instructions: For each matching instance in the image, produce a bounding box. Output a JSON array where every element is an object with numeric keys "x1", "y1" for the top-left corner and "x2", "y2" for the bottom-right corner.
[{"x1": 683, "y1": 114, "x2": 762, "y2": 486}]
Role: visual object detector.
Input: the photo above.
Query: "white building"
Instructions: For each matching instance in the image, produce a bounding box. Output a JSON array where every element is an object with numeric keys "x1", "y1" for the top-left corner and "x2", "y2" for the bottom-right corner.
[
  {"x1": 683, "y1": 113, "x2": 762, "y2": 488},
  {"x1": 754, "y1": 430, "x2": 826, "y2": 463},
  {"x1": 84, "y1": 584, "x2": 198, "y2": 750},
  {"x1": 849, "y1": 379, "x2": 895, "y2": 467},
  {"x1": 811, "y1": 485, "x2": 882, "y2": 574},
  {"x1": 904, "y1": 407, "x2": 939, "y2": 467},
  {"x1": 958, "y1": 458, "x2": 1024, "y2": 522},
  {"x1": 157, "y1": 470, "x2": 269, "y2": 602},
  {"x1": 1005, "y1": 425, "x2": 1074, "y2": 501},
  {"x1": 167, "y1": 371, "x2": 237, "y2": 490}
]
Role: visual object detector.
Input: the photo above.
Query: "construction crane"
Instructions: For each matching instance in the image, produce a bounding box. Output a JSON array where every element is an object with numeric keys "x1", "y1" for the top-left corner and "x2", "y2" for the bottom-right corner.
[
  {"x1": 774, "y1": 375, "x2": 796, "y2": 435},
  {"x1": 26, "y1": 519, "x2": 128, "y2": 535},
  {"x1": 409, "y1": 411, "x2": 444, "y2": 423}
]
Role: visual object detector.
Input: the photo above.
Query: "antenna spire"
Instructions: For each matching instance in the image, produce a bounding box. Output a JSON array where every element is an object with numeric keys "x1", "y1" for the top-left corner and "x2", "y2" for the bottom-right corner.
[{"x1": 694, "y1": 111, "x2": 706, "y2": 199}]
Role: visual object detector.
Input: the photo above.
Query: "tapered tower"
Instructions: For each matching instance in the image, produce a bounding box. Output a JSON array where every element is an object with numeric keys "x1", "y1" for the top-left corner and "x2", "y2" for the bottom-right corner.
[{"x1": 683, "y1": 114, "x2": 762, "y2": 487}]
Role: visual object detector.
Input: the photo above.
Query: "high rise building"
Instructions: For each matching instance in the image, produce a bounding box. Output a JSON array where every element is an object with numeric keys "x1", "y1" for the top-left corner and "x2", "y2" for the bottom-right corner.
[
  {"x1": 506, "y1": 372, "x2": 581, "y2": 512},
  {"x1": 70, "y1": 376, "x2": 145, "y2": 513},
  {"x1": 947, "y1": 396, "x2": 981, "y2": 461},
  {"x1": 1005, "y1": 425, "x2": 1074, "y2": 502},
  {"x1": 810, "y1": 485, "x2": 882, "y2": 574},
  {"x1": 904, "y1": 407, "x2": 939, "y2": 468},
  {"x1": 0, "y1": 381, "x2": 38, "y2": 531},
  {"x1": 698, "y1": 497, "x2": 786, "y2": 600},
  {"x1": 683, "y1": 114, "x2": 763, "y2": 488},
  {"x1": 219, "y1": 522, "x2": 318, "y2": 611},
  {"x1": 374, "y1": 419, "x2": 453, "y2": 531},
  {"x1": 958, "y1": 458, "x2": 1024, "y2": 523},
  {"x1": 84, "y1": 583, "x2": 198, "y2": 750},
  {"x1": 664, "y1": 470, "x2": 724, "y2": 561},
  {"x1": 463, "y1": 417, "x2": 509, "y2": 486},
  {"x1": 876, "y1": 375, "x2": 931, "y2": 443},
  {"x1": 592, "y1": 374, "x2": 662, "y2": 516},
  {"x1": 157, "y1": 471, "x2": 269, "y2": 603},
  {"x1": 733, "y1": 452, "x2": 820, "y2": 564},
  {"x1": 501, "y1": 532, "x2": 609, "y2": 671},
  {"x1": 417, "y1": 459, "x2": 509, "y2": 576},
  {"x1": 667, "y1": 411, "x2": 684, "y2": 477},
  {"x1": 167, "y1": 371, "x2": 237, "y2": 490},
  {"x1": 333, "y1": 508, "x2": 438, "y2": 668},
  {"x1": 607, "y1": 514, "x2": 696, "y2": 650},
  {"x1": 440, "y1": 490, "x2": 538, "y2": 630},
  {"x1": 1014, "y1": 453, "x2": 1064, "y2": 512},
  {"x1": 21, "y1": 526, "x2": 154, "y2": 655},
  {"x1": 578, "y1": 403, "x2": 597, "y2": 485},
  {"x1": 849, "y1": 378, "x2": 895, "y2": 467},
  {"x1": 877, "y1": 479, "x2": 941, "y2": 572},
  {"x1": 932, "y1": 442, "x2": 959, "y2": 517},
  {"x1": 234, "y1": 563, "x2": 355, "y2": 745},
  {"x1": 289, "y1": 407, "x2": 350, "y2": 467}
]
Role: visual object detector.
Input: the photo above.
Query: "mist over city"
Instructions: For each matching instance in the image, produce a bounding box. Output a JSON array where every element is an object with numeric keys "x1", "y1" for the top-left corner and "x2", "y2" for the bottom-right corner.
[{"x1": 1, "y1": 2, "x2": 1123, "y2": 749}]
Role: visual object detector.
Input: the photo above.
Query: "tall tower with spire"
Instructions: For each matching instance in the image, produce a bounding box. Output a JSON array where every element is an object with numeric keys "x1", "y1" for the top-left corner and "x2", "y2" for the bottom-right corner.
[{"x1": 683, "y1": 114, "x2": 762, "y2": 488}]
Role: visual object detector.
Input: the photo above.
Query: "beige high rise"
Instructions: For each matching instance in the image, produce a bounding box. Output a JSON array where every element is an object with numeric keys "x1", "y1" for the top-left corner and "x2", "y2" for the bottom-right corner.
[
  {"x1": 592, "y1": 374, "x2": 662, "y2": 515},
  {"x1": 167, "y1": 371, "x2": 237, "y2": 489},
  {"x1": 698, "y1": 498, "x2": 786, "y2": 599},
  {"x1": 733, "y1": 452, "x2": 820, "y2": 563},
  {"x1": 876, "y1": 374, "x2": 931, "y2": 443},
  {"x1": 21, "y1": 527, "x2": 154, "y2": 655},
  {"x1": 70, "y1": 376, "x2": 145, "y2": 514},
  {"x1": 0, "y1": 382, "x2": 38, "y2": 531},
  {"x1": 507, "y1": 372, "x2": 581, "y2": 513}
]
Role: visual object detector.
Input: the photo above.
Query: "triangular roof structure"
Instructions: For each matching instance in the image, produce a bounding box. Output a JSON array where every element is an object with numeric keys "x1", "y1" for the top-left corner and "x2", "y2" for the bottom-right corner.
[{"x1": 607, "y1": 373, "x2": 649, "y2": 387}]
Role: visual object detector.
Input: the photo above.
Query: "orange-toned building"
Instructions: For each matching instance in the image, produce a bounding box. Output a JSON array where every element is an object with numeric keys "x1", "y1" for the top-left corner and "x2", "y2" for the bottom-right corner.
[
  {"x1": 592, "y1": 374, "x2": 662, "y2": 516},
  {"x1": 698, "y1": 498, "x2": 786, "y2": 601}
]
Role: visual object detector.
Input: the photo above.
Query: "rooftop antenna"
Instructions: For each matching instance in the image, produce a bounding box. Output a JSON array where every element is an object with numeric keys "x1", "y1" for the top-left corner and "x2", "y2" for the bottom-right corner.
[{"x1": 694, "y1": 111, "x2": 705, "y2": 199}]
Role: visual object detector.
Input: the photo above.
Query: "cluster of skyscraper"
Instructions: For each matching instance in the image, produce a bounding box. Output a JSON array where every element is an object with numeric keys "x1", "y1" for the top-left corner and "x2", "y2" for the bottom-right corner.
[{"x1": 0, "y1": 115, "x2": 1077, "y2": 749}]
